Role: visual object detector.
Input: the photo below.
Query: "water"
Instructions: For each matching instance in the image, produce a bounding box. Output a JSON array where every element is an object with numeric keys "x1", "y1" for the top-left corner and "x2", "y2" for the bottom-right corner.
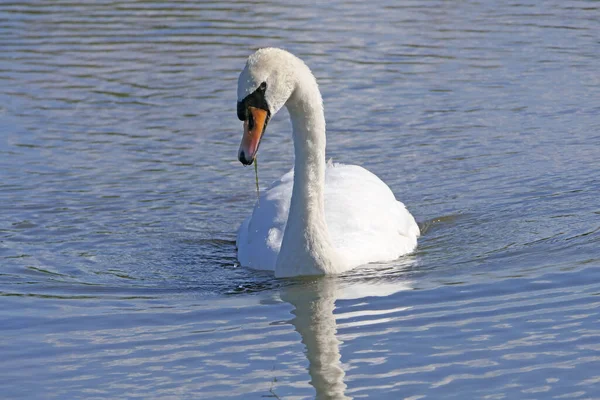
[{"x1": 1, "y1": 1, "x2": 599, "y2": 398}]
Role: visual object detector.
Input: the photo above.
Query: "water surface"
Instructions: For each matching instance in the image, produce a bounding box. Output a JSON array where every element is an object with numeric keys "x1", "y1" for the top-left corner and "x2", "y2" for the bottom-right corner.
[{"x1": 1, "y1": 1, "x2": 600, "y2": 398}]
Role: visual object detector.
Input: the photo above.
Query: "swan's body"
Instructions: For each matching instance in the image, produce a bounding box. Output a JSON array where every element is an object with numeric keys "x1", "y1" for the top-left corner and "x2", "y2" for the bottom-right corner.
[
  {"x1": 235, "y1": 48, "x2": 419, "y2": 277},
  {"x1": 237, "y1": 164, "x2": 419, "y2": 274}
]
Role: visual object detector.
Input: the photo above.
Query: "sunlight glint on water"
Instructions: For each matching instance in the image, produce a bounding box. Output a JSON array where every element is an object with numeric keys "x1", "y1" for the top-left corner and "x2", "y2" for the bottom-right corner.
[{"x1": 1, "y1": 1, "x2": 599, "y2": 398}]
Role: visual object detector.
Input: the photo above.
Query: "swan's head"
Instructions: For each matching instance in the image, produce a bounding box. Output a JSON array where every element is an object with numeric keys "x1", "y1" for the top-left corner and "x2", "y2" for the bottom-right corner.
[{"x1": 236, "y1": 48, "x2": 299, "y2": 165}]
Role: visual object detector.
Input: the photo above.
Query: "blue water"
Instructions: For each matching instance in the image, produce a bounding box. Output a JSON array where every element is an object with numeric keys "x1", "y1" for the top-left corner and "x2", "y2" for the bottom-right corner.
[{"x1": 1, "y1": 1, "x2": 600, "y2": 398}]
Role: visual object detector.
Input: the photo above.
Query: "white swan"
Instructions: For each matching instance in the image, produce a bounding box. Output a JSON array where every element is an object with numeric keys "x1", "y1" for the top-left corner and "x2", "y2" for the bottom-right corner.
[{"x1": 235, "y1": 48, "x2": 419, "y2": 278}]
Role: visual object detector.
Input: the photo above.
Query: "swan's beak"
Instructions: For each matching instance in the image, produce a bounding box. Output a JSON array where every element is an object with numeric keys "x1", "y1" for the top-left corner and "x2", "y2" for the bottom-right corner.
[{"x1": 238, "y1": 106, "x2": 268, "y2": 165}]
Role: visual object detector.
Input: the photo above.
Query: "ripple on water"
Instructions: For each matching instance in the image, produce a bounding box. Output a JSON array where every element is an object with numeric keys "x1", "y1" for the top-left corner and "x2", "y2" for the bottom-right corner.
[{"x1": 1, "y1": 0, "x2": 600, "y2": 398}]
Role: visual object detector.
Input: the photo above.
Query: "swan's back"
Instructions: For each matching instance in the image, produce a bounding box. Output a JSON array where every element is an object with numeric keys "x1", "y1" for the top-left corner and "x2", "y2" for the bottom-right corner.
[{"x1": 236, "y1": 163, "x2": 419, "y2": 271}]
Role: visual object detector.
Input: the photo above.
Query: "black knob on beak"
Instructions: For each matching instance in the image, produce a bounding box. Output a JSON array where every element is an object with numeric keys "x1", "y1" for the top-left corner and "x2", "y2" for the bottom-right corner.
[{"x1": 238, "y1": 149, "x2": 254, "y2": 165}]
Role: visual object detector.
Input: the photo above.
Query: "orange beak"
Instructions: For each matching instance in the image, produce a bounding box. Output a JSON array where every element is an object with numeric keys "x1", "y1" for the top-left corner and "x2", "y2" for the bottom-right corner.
[{"x1": 238, "y1": 106, "x2": 268, "y2": 165}]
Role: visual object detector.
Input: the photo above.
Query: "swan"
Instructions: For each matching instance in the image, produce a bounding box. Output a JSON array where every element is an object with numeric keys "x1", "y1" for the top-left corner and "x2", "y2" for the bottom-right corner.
[{"x1": 235, "y1": 48, "x2": 419, "y2": 278}]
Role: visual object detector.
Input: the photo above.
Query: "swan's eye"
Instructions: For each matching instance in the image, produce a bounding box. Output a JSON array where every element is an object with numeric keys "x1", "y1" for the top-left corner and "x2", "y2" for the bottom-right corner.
[{"x1": 237, "y1": 83, "x2": 268, "y2": 122}]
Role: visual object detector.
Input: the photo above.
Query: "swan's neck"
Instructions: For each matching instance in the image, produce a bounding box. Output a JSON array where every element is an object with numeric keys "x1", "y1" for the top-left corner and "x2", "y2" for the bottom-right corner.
[
  {"x1": 275, "y1": 74, "x2": 345, "y2": 277},
  {"x1": 289, "y1": 84, "x2": 327, "y2": 235}
]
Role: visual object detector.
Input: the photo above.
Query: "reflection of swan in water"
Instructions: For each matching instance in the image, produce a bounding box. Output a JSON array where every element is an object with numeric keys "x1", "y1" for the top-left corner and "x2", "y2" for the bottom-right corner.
[
  {"x1": 280, "y1": 276, "x2": 413, "y2": 399},
  {"x1": 282, "y1": 278, "x2": 347, "y2": 399}
]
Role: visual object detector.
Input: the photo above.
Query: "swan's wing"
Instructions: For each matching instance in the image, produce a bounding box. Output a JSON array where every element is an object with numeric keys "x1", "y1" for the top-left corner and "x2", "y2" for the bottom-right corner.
[
  {"x1": 236, "y1": 170, "x2": 293, "y2": 271},
  {"x1": 324, "y1": 164, "x2": 419, "y2": 268}
]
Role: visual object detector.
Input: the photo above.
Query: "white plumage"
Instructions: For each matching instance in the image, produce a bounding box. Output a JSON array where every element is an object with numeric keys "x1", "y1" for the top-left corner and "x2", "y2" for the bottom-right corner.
[
  {"x1": 237, "y1": 164, "x2": 419, "y2": 270},
  {"x1": 235, "y1": 48, "x2": 419, "y2": 277}
]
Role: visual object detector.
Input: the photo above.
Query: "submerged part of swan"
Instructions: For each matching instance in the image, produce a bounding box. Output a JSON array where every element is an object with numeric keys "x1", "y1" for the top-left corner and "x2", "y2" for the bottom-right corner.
[{"x1": 235, "y1": 48, "x2": 419, "y2": 278}]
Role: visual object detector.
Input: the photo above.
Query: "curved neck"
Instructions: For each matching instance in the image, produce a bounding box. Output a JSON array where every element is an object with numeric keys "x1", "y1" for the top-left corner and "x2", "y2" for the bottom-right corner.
[
  {"x1": 288, "y1": 82, "x2": 327, "y2": 228},
  {"x1": 275, "y1": 72, "x2": 344, "y2": 277}
]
